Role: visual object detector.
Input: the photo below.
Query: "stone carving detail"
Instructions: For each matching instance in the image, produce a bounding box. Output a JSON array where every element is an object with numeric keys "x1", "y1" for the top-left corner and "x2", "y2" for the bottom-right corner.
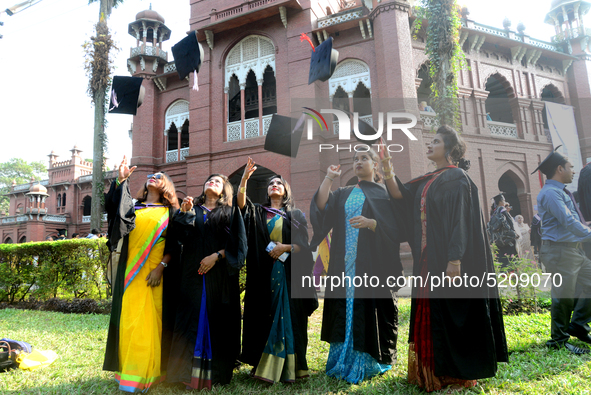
[
  {"x1": 329, "y1": 60, "x2": 371, "y2": 98},
  {"x1": 263, "y1": 114, "x2": 272, "y2": 135},
  {"x1": 166, "y1": 150, "x2": 178, "y2": 163},
  {"x1": 227, "y1": 121, "x2": 242, "y2": 141},
  {"x1": 127, "y1": 60, "x2": 137, "y2": 74},
  {"x1": 488, "y1": 121, "x2": 518, "y2": 138},
  {"x1": 420, "y1": 112, "x2": 440, "y2": 129},
  {"x1": 245, "y1": 118, "x2": 260, "y2": 139},
  {"x1": 164, "y1": 62, "x2": 177, "y2": 73},
  {"x1": 205, "y1": 30, "x2": 214, "y2": 50},
  {"x1": 279, "y1": 6, "x2": 287, "y2": 28},
  {"x1": 318, "y1": 9, "x2": 363, "y2": 28},
  {"x1": 225, "y1": 35, "x2": 276, "y2": 89},
  {"x1": 165, "y1": 100, "x2": 190, "y2": 132}
]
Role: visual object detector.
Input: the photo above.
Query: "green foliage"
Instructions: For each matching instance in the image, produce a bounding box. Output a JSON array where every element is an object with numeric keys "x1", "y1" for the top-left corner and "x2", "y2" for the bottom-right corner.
[
  {"x1": 0, "y1": 239, "x2": 110, "y2": 303},
  {"x1": 0, "y1": 158, "x2": 47, "y2": 213},
  {"x1": 414, "y1": 0, "x2": 466, "y2": 129}
]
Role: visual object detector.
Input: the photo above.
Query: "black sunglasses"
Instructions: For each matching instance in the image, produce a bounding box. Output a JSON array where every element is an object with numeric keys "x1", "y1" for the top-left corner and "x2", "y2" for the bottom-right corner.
[{"x1": 147, "y1": 174, "x2": 163, "y2": 179}]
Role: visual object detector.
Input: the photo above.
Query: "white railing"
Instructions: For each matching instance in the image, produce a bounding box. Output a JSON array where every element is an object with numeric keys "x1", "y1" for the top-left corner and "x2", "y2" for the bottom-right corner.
[
  {"x1": 419, "y1": 111, "x2": 440, "y2": 129},
  {"x1": 79, "y1": 175, "x2": 93, "y2": 183},
  {"x1": 318, "y1": 8, "x2": 363, "y2": 28},
  {"x1": 82, "y1": 214, "x2": 107, "y2": 223},
  {"x1": 488, "y1": 121, "x2": 518, "y2": 138},
  {"x1": 16, "y1": 216, "x2": 27, "y2": 222},
  {"x1": 333, "y1": 114, "x2": 374, "y2": 135},
  {"x1": 167, "y1": 148, "x2": 191, "y2": 163},
  {"x1": 1, "y1": 217, "x2": 15, "y2": 224},
  {"x1": 44, "y1": 215, "x2": 67, "y2": 223},
  {"x1": 164, "y1": 62, "x2": 176, "y2": 73},
  {"x1": 166, "y1": 150, "x2": 178, "y2": 163},
  {"x1": 227, "y1": 115, "x2": 273, "y2": 141}
]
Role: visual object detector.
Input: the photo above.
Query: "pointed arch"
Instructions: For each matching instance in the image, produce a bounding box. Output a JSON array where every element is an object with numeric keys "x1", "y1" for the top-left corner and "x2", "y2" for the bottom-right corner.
[
  {"x1": 165, "y1": 100, "x2": 190, "y2": 133},
  {"x1": 485, "y1": 72, "x2": 516, "y2": 124},
  {"x1": 329, "y1": 59, "x2": 371, "y2": 100},
  {"x1": 540, "y1": 83, "x2": 566, "y2": 104},
  {"x1": 224, "y1": 35, "x2": 276, "y2": 89}
]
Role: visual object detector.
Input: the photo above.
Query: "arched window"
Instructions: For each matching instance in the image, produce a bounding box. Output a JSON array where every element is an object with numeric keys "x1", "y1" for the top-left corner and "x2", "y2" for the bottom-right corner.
[
  {"x1": 541, "y1": 85, "x2": 566, "y2": 130},
  {"x1": 57, "y1": 194, "x2": 62, "y2": 208},
  {"x1": 83, "y1": 196, "x2": 92, "y2": 217},
  {"x1": 329, "y1": 59, "x2": 372, "y2": 133},
  {"x1": 485, "y1": 74, "x2": 514, "y2": 124},
  {"x1": 165, "y1": 100, "x2": 190, "y2": 163},
  {"x1": 485, "y1": 73, "x2": 518, "y2": 138},
  {"x1": 225, "y1": 35, "x2": 276, "y2": 141},
  {"x1": 3, "y1": 237, "x2": 13, "y2": 244},
  {"x1": 19, "y1": 236, "x2": 26, "y2": 243},
  {"x1": 62, "y1": 192, "x2": 66, "y2": 207}
]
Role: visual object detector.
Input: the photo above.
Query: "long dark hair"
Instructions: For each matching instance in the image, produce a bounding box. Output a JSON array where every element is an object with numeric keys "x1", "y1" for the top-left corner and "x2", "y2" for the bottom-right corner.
[
  {"x1": 135, "y1": 172, "x2": 179, "y2": 209},
  {"x1": 195, "y1": 174, "x2": 233, "y2": 230},
  {"x1": 264, "y1": 175, "x2": 294, "y2": 209},
  {"x1": 353, "y1": 148, "x2": 383, "y2": 183},
  {"x1": 436, "y1": 126, "x2": 470, "y2": 171}
]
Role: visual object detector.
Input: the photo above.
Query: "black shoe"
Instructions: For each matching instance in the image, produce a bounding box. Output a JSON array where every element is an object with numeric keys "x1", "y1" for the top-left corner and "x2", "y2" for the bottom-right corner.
[
  {"x1": 569, "y1": 332, "x2": 591, "y2": 345},
  {"x1": 551, "y1": 341, "x2": 591, "y2": 355}
]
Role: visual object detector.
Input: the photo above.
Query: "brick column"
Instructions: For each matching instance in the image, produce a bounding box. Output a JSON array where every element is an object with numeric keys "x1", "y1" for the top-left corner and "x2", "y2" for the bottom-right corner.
[
  {"x1": 472, "y1": 89, "x2": 490, "y2": 134},
  {"x1": 370, "y1": 0, "x2": 424, "y2": 181},
  {"x1": 530, "y1": 99, "x2": 547, "y2": 142}
]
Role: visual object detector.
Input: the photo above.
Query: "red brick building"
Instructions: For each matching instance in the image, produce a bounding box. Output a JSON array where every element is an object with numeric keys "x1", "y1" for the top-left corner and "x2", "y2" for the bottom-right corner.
[{"x1": 3, "y1": 0, "x2": 591, "y2": 243}]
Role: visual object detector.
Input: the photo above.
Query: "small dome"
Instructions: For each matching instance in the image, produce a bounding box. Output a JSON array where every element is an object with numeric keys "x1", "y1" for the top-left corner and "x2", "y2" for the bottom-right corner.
[
  {"x1": 135, "y1": 9, "x2": 165, "y2": 23},
  {"x1": 30, "y1": 183, "x2": 47, "y2": 194}
]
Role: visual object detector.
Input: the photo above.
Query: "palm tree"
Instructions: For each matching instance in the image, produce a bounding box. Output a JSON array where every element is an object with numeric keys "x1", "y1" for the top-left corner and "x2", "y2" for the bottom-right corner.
[{"x1": 87, "y1": 0, "x2": 123, "y2": 230}]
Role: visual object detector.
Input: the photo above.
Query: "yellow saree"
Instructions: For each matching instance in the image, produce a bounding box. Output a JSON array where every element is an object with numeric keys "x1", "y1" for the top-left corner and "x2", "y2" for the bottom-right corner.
[{"x1": 115, "y1": 205, "x2": 168, "y2": 393}]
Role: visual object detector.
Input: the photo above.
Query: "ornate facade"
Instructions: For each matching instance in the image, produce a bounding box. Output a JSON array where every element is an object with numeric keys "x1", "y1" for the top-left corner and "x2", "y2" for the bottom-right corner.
[{"x1": 3, "y1": 0, "x2": 591, "y2": 243}]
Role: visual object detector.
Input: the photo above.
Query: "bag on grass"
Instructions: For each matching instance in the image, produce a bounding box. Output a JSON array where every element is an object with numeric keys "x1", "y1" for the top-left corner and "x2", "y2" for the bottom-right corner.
[{"x1": 0, "y1": 341, "x2": 18, "y2": 371}]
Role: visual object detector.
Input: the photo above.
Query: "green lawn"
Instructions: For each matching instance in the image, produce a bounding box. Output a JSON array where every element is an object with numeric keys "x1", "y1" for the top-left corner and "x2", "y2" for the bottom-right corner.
[{"x1": 1, "y1": 299, "x2": 591, "y2": 394}]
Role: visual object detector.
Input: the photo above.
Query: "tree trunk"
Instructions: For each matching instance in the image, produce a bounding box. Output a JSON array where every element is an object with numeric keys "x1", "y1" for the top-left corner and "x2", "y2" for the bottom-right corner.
[
  {"x1": 90, "y1": 0, "x2": 111, "y2": 231},
  {"x1": 90, "y1": 88, "x2": 105, "y2": 231}
]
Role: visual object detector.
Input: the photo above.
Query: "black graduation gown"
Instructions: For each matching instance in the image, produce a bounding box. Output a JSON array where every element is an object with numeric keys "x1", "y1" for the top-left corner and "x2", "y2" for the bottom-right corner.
[
  {"x1": 240, "y1": 198, "x2": 318, "y2": 373},
  {"x1": 397, "y1": 167, "x2": 509, "y2": 380},
  {"x1": 309, "y1": 181, "x2": 404, "y2": 364},
  {"x1": 493, "y1": 206, "x2": 518, "y2": 267},
  {"x1": 103, "y1": 179, "x2": 181, "y2": 372},
  {"x1": 166, "y1": 203, "x2": 247, "y2": 386}
]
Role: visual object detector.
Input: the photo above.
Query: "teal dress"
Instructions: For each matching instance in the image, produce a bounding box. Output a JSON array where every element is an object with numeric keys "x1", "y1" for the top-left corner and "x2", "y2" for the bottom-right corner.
[{"x1": 325, "y1": 187, "x2": 391, "y2": 383}]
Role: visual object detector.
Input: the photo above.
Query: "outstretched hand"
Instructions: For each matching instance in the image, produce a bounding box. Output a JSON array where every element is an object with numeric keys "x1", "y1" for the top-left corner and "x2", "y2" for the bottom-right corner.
[
  {"x1": 242, "y1": 157, "x2": 257, "y2": 182},
  {"x1": 327, "y1": 165, "x2": 341, "y2": 179},
  {"x1": 118, "y1": 155, "x2": 137, "y2": 183}
]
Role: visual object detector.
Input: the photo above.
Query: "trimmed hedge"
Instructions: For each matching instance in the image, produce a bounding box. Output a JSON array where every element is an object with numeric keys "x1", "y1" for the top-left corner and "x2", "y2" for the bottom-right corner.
[
  {"x1": 0, "y1": 239, "x2": 110, "y2": 303},
  {"x1": 0, "y1": 239, "x2": 248, "y2": 304}
]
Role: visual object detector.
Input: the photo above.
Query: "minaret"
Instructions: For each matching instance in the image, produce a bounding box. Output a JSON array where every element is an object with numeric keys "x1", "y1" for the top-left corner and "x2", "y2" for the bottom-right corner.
[
  {"x1": 545, "y1": 0, "x2": 591, "y2": 160},
  {"x1": 127, "y1": 5, "x2": 171, "y2": 78}
]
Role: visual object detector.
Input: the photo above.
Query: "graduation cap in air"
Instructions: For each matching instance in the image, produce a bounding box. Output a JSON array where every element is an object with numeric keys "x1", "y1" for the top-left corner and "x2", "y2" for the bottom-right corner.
[
  {"x1": 171, "y1": 30, "x2": 204, "y2": 90},
  {"x1": 307, "y1": 36, "x2": 339, "y2": 84},
  {"x1": 264, "y1": 114, "x2": 306, "y2": 158},
  {"x1": 108, "y1": 76, "x2": 145, "y2": 115},
  {"x1": 531, "y1": 145, "x2": 568, "y2": 176}
]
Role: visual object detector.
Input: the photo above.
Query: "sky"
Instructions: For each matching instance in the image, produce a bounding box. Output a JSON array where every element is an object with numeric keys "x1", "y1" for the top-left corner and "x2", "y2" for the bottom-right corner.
[{"x1": 0, "y1": 0, "x2": 568, "y2": 169}]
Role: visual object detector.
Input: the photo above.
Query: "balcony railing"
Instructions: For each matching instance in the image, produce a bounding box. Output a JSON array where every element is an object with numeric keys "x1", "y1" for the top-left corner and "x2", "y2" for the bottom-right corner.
[
  {"x1": 82, "y1": 214, "x2": 107, "y2": 223},
  {"x1": 166, "y1": 147, "x2": 190, "y2": 163},
  {"x1": 130, "y1": 46, "x2": 168, "y2": 62},
  {"x1": 333, "y1": 114, "x2": 373, "y2": 135},
  {"x1": 318, "y1": 7, "x2": 364, "y2": 29},
  {"x1": 419, "y1": 111, "x2": 440, "y2": 129},
  {"x1": 44, "y1": 215, "x2": 67, "y2": 223},
  {"x1": 487, "y1": 121, "x2": 518, "y2": 138},
  {"x1": 552, "y1": 27, "x2": 591, "y2": 43},
  {"x1": 227, "y1": 114, "x2": 273, "y2": 142}
]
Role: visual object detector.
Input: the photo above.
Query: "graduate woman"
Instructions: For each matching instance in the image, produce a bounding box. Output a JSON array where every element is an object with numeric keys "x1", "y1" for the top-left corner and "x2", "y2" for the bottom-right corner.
[
  {"x1": 309, "y1": 149, "x2": 405, "y2": 384},
  {"x1": 238, "y1": 158, "x2": 318, "y2": 383},
  {"x1": 103, "y1": 157, "x2": 180, "y2": 393},
  {"x1": 386, "y1": 126, "x2": 508, "y2": 392},
  {"x1": 166, "y1": 174, "x2": 247, "y2": 390}
]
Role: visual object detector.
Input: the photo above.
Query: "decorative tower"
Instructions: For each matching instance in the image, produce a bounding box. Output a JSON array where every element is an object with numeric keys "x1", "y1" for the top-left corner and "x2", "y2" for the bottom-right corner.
[
  {"x1": 25, "y1": 183, "x2": 49, "y2": 217},
  {"x1": 546, "y1": 0, "x2": 591, "y2": 161},
  {"x1": 127, "y1": 6, "x2": 171, "y2": 78}
]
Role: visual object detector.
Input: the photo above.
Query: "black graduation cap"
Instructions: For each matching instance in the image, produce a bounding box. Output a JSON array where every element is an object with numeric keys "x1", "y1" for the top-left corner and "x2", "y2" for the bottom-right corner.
[
  {"x1": 264, "y1": 114, "x2": 306, "y2": 158},
  {"x1": 308, "y1": 36, "x2": 339, "y2": 85},
  {"x1": 171, "y1": 30, "x2": 204, "y2": 80},
  {"x1": 531, "y1": 145, "x2": 568, "y2": 176},
  {"x1": 108, "y1": 76, "x2": 145, "y2": 115}
]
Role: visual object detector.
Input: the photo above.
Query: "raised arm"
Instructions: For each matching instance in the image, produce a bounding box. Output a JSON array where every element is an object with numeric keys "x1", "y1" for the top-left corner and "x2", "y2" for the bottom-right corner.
[
  {"x1": 315, "y1": 165, "x2": 341, "y2": 211},
  {"x1": 378, "y1": 139, "x2": 403, "y2": 199},
  {"x1": 238, "y1": 157, "x2": 257, "y2": 210}
]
